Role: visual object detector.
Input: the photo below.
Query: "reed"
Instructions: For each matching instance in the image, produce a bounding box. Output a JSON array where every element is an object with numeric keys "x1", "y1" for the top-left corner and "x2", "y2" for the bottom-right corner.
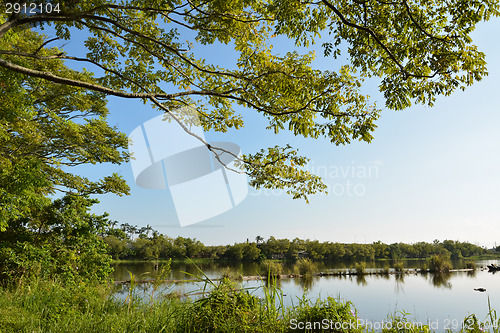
[
  {"x1": 427, "y1": 254, "x2": 452, "y2": 273},
  {"x1": 393, "y1": 261, "x2": 405, "y2": 272},
  {"x1": 355, "y1": 262, "x2": 367, "y2": 275},
  {"x1": 261, "y1": 260, "x2": 283, "y2": 279},
  {"x1": 293, "y1": 258, "x2": 317, "y2": 276}
]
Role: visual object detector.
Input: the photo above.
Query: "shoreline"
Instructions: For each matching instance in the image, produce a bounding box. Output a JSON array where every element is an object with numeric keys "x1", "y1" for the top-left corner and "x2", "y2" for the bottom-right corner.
[{"x1": 113, "y1": 268, "x2": 479, "y2": 284}]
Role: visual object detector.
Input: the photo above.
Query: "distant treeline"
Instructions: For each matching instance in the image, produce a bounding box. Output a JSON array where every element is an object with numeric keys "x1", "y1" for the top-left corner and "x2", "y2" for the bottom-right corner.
[{"x1": 103, "y1": 223, "x2": 490, "y2": 262}]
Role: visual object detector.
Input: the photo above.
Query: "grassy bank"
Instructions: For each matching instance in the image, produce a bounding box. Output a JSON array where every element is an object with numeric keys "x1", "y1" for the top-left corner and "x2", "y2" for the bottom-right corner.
[
  {"x1": 0, "y1": 276, "x2": 495, "y2": 333},
  {"x1": 0, "y1": 277, "x2": 358, "y2": 333},
  {"x1": 465, "y1": 254, "x2": 500, "y2": 261}
]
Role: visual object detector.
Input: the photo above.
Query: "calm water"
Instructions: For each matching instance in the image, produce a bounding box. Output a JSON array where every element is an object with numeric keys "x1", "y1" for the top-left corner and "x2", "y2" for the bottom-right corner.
[{"x1": 111, "y1": 260, "x2": 500, "y2": 331}]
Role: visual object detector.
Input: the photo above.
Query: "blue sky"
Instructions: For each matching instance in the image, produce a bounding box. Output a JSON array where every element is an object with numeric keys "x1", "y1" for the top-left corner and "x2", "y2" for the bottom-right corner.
[{"x1": 52, "y1": 17, "x2": 500, "y2": 247}]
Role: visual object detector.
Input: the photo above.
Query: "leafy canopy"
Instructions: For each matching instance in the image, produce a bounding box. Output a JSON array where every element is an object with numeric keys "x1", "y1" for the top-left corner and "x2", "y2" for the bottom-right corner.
[
  {"x1": 0, "y1": 23, "x2": 128, "y2": 282},
  {"x1": 0, "y1": 0, "x2": 497, "y2": 205},
  {"x1": 0, "y1": 26, "x2": 129, "y2": 231}
]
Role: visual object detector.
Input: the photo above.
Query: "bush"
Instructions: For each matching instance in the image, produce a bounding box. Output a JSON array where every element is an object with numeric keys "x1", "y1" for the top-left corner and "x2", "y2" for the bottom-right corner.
[
  {"x1": 465, "y1": 260, "x2": 476, "y2": 270},
  {"x1": 293, "y1": 258, "x2": 317, "y2": 276},
  {"x1": 0, "y1": 195, "x2": 113, "y2": 285},
  {"x1": 289, "y1": 296, "x2": 363, "y2": 333},
  {"x1": 181, "y1": 278, "x2": 261, "y2": 332},
  {"x1": 355, "y1": 262, "x2": 366, "y2": 275},
  {"x1": 427, "y1": 254, "x2": 452, "y2": 273},
  {"x1": 261, "y1": 260, "x2": 283, "y2": 278},
  {"x1": 393, "y1": 261, "x2": 404, "y2": 272}
]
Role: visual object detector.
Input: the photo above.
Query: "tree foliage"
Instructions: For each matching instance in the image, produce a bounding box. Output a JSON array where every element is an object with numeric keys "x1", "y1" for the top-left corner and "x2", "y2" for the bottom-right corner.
[
  {"x1": 0, "y1": 25, "x2": 129, "y2": 232},
  {"x1": 102, "y1": 223, "x2": 487, "y2": 262},
  {"x1": 0, "y1": 194, "x2": 113, "y2": 283},
  {"x1": 0, "y1": 14, "x2": 129, "y2": 282},
  {"x1": 1, "y1": 0, "x2": 496, "y2": 202},
  {"x1": 0, "y1": 1, "x2": 498, "y2": 282}
]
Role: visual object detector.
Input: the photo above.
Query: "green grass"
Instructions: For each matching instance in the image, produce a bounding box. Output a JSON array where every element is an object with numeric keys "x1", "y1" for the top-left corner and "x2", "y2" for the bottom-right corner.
[
  {"x1": 355, "y1": 262, "x2": 367, "y2": 275},
  {"x1": 0, "y1": 273, "x2": 496, "y2": 332},
  {"x1": 465, "y1": 253, "x2": 500, "y2": 260}
]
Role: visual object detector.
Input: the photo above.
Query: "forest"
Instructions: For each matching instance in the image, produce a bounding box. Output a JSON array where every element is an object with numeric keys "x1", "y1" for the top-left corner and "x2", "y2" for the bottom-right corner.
[{"x1": 103, "y1": 224, "x2": 489, "y2": 262}]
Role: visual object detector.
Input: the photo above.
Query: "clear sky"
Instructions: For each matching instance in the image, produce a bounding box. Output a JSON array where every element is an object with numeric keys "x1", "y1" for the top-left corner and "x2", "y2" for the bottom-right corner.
[{"x1": 52, "y1": 17, "x2": 500, "y2": 247}]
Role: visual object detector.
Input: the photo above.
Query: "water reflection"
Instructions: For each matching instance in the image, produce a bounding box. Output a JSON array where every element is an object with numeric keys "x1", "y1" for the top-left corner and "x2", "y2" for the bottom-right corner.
[
  {"x1": 428, "y1": 272, "x2": 452, "y2": 289},
  {"x1": 111, "y1": 259, "x2": 499, "y2": 291},
  {"x1": 356, "y1": 274, "x2": 367, "y2": 286},
  {"x1": 466, "y1": 270, "x2": 477, "y2": 278},
  {"x1": 299, "y1": 275, "x2": 314, "y2": 290},
  {"x1": 394, "y1": 274, "x2": 405, "y2": 294},
  {"x1": 110, "y1": 259, "x2": 500, "y2": 325}
]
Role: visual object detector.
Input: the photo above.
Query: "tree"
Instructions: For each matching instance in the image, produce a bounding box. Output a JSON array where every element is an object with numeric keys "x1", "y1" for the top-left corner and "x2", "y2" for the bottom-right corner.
[
  {"x1": 0, "y1": 194, "x2": 113, "y2": 282},
  {"x1": 1, "y1": 1, "x2": 496, "y2": 203},
  {"x1": 0, "y1": 12, "x2": 129, "y2": 281},
  {"x1": 242, "y1": 242, "x2": 261, "y2": 261},
  {"x1": 0, "y1": 24, "x2": 129, "y2": 233},
  {"x1": 255, "y1": 235, "x2": 264, "y2": 245},
  {"x1": 103, "y1": 234, "x2": 128, "y2": 259},
  {"x1": 225, "y1": 243, "x2": 244, "y2": 261}
]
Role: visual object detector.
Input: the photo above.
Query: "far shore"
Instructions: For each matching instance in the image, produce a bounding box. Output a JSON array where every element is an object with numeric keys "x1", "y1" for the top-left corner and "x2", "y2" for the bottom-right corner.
[{"x1": 113, "y1": 267, "x2": 482, "y2": 285}]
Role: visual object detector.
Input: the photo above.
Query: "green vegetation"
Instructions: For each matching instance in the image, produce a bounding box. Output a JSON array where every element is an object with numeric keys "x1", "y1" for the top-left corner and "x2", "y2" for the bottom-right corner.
[
  {"x1": 1, "y1": 1, "x2": 499, "y2": 331},
  {"x1": 293, "y1": 258, "x2": 317, "y2": 276},
  {"x1": 0, "y1": 277, "x2": 358, "y2": 333},
  {"x1": 465, "y1": 261, "x2": 477, "y2": 271},
  {"x1": 261, "y1": 260, "x2": 284, "y2": 279},
  {"x1": 355, "y1": 262, "x2": 366, "y2": 275},
  {"x1": 381, "y1": 266, "x2": 391, "y2": 275},
  {"x1": 1, "y1": 0, "x2": 498, "y2": 202},
  {"x1": 102, "y1": 225, "x2": 489, "y2": 264},
  {"x1": 0, "y1": 19, "x2": 129, "y2": 285},
  {"x1": 0, "y1": 276, "x2": 497, "y2": 333},
  {"x1": 393, "y1": 261, "x2": 405, "y2": 273},
  {"x1": 427, "y1": 254, "x2": 453, "y2": 273}
]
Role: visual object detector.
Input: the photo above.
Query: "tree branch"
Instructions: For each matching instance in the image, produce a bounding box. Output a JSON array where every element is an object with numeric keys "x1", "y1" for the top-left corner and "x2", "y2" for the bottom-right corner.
[{"x1": 321, "y1": 0, "x2": 449, "y2": 79}]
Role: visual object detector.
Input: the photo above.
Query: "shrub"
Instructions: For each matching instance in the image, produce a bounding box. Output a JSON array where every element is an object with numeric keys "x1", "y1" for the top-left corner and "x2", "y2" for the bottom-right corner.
[
  {"x1": 427, "y1": 254, "x2": 453, "y2": 273},
  {"x1": 293, "y1": 258, "x2": 317, "y2": 276},
  {"x1": 182, "y1": 278, "x2": 261, "y2": 332},
  {"x1": 0, "y1": 195, "x2": 113, "y2": 285},
  {"x1": 393, "y1": 261, "x2": 404, "y2": 272},
  {"x1": 465, "y1": 260, "x2": 476, "y2": 270},
  {"x1": 289, "y1": 296, "x2": 363, "y2": 333},
  {"x1": 261, "y1": 260, "x2": 283, "y2": 278},
  {"x1": 355, "y1": 262, "x2": 366, "y2": 275}
]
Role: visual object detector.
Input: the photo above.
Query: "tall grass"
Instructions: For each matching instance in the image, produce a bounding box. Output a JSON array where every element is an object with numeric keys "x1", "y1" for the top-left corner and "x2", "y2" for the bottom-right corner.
[
  {"x1": 0, "y1": 273, "x2": 364, "y2": 332},
  {"x1": 355, "y1": 262, "x2": 366, "y2": 275},
  {"x1": 465, "y1": 260, "x2": 476, "y2": 271},
  {"x1": 293, "y1": 258, "x2": 317, "y2": 276},
  {"x1": 261, "y1": 260, "x2": 284, "y2": 279},
  {"x1": 427, "y1": 254, "x2": 452, "y2": 273},
  {"x1": 1, "y1": 267, "x2": 498, "y2": 332},
  {"x1": 0, "y1": 278, "x2": 183, "y2": 332},
  {"x1": 393, "y1": 261, "x2": 405, "y2": 272}
]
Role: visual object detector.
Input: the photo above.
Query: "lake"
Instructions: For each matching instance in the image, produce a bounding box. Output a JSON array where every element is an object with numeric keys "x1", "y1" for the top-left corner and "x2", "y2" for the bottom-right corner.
[{"x1": 111, "y1": 259, "x2": 500, "y2": 331}]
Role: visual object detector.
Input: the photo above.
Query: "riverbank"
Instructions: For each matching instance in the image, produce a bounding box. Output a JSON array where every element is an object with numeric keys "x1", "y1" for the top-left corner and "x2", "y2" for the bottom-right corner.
[
  {"x1": 0, "y1": 277, "x2": 492, "y2": 333},
  {"x1": 114, "y1": 267, "x2": 481, "y2": 285},
  {"x1": 111, "y1": 255, "x2": 500, "y2": 265}
]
